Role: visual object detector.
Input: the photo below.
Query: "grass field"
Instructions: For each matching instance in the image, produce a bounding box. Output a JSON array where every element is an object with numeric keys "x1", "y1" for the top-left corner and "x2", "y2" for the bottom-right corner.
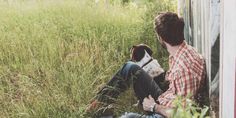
[{"x1": 0, "y1": 0, "x2": 176, "y2": 117}]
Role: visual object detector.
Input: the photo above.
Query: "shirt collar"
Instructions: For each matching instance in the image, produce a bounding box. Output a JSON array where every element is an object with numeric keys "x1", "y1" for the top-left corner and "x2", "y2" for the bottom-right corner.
[{"x1": 169, "y1": 41, "x2": 187, "y2": 60}]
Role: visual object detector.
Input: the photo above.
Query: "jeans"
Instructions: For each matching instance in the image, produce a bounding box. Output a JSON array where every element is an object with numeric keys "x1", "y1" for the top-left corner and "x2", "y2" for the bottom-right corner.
[
  {"x1": 120, "y1": 112, "x2": 164, "y2": 118},
  {"x1": 95, "y1": 61, "x2": 167, "y2": 117}
]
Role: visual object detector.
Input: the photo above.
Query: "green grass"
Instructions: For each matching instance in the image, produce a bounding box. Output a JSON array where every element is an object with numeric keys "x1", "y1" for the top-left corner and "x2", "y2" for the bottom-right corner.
[
  {"x1": 0, "y1": 0, "x2": 176, "y2": 117},
  {"x1": 170, "y1": 96, "x2": 210, "y2": 118}
]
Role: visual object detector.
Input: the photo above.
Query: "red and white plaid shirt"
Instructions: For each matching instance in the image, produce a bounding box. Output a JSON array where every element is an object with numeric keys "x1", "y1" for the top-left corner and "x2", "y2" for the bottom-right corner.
[{"x1": 157, "y1": 41, "x2": 205, "y2": 107}]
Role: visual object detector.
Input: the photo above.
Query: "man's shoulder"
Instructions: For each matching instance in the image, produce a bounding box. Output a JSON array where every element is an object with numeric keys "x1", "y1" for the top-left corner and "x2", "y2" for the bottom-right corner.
[
  {"x1": 176, "y1": 46, "x2": 205, "y2": 75},
  {"x1": 180, "y1": 45, "x2": 204, "y2": 64}
]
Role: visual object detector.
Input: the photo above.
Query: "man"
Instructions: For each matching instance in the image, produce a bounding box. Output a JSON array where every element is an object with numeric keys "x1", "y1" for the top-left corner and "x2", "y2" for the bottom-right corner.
[
  {"x1": 86, "y1": 12, "x2": 206, "y2": 118},
  {"x1": 139, "y1": 12, "x2": 206, "y2": 117}
]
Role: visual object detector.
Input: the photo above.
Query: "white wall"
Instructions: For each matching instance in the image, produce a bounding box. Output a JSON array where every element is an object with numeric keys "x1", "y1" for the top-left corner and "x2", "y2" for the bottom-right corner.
[
  {"x1": 220, "y1": 0, "x2": 236, "y2": 117},
  {"x1": 178, "y1": 0, "x2": 236, "y2": 117}
]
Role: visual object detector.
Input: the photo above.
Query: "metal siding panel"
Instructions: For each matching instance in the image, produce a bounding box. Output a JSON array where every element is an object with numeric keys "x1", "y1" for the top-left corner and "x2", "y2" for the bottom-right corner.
[
  {"x1": 209, "y1": 0, "x2": 220, "y2": 117},
  {"x1": 219, "y1": 0, "x2": 224, "y2": 117},
  {"x1": 220, "y1": 0, "x2": 236, "y2": 117},
  {"x1": 235, "y1": 60, "x2": 236, "y2": 118}
]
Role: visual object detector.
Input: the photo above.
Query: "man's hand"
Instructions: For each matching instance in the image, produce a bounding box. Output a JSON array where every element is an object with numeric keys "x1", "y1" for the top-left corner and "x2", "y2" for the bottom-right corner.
[
  {"x1": 143, "y1": 95, "x2": 172, "y2": 118},
  {"x1": 142, "y1": 95, "x2": 156, "y2": 112}
]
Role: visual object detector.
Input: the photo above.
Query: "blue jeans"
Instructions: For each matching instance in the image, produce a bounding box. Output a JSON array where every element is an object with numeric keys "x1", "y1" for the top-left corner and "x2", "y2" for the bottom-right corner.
[
  {"x1": 94, "y1": 61, "x2": 165, "y2": 117},
  {"x1": 120, "y1": 112, "x2": 164, "y2": 118},
  {"x1": 96, "y1": 61, "x2": 163, "y2": 104}
]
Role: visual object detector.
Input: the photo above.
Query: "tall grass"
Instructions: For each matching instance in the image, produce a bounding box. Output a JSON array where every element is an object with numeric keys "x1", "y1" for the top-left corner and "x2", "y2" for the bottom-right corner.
[{"x1": 0, "y1": 0, "x2": 176, "y2": 117}]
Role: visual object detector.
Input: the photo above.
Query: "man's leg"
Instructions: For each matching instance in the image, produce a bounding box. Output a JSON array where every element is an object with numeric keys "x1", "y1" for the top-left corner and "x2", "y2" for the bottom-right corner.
[
  {"x1": 86, "y1": 61, "x2": 163, "y2": 116},
  {"x1": 119, "y1": 112, "x2": 164, "y2": 118},
  {"x1": 95, "y1": 62, "x2": 137, "y2": 104},
  {"x1": 131, "y1": 65, "x2": 163, "y2": 104},
  {"x1": 153, "y1": 72, "x2": 169, "y2": 92},
  {"x1": 99, "y1": 61, "x2": 163, "y2": 104},
  {"x1": 86, "y1": 62, "x2": 137, "y2": 117}
]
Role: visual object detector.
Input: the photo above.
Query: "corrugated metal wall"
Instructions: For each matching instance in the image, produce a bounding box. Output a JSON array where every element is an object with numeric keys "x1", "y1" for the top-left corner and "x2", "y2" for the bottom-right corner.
[
  {"x1": 179, "y1": 0, "x2": 236, "y2": 118},
  {"x1": 220, "y1": 0, "x2": 236, "y2": 118},
  {"x1": 178, "y1": 0, "x2": 220, "y2": 117}
]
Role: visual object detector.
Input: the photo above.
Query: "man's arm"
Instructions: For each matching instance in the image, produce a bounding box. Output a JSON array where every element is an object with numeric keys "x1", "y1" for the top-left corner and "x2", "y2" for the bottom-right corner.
[
  {"x1": 143, "y1": 95, "x2": 172, "y2": 118},
  {"x1": 154, "y1": 103, "x2": 172, "y2": 117}
]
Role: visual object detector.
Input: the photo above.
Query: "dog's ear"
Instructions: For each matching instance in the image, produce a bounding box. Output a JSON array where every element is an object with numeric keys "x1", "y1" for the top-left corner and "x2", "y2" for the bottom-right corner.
[{"x1": 131, "y1": 44, "x2": 153, "y2": 62}]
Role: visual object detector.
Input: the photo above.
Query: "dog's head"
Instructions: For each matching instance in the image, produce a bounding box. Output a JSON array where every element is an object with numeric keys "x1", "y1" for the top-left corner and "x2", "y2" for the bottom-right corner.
[{"x1": 130, "y1": 44, "x2": 153, "y2": 62}]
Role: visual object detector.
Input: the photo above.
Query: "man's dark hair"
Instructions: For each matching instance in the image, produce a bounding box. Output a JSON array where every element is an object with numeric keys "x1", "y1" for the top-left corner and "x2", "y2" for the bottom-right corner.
[{"x1": 154, "y1": 12, "x2": 185, "y2": 46}]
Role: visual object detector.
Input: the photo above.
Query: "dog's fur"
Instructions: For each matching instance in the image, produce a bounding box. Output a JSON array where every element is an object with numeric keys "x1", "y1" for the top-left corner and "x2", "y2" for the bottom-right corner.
[{"x1": 130, "y1": 44, "x2": 164, "y2": 78}]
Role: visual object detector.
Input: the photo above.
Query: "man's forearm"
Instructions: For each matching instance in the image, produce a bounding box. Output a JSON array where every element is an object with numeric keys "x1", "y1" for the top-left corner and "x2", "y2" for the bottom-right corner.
[
  {"x1": 154, "y1": 104, "x2": 172, "y2": 118},
  {"x1": 142, "y1": 95, "x2": 172, "y2": 117}
]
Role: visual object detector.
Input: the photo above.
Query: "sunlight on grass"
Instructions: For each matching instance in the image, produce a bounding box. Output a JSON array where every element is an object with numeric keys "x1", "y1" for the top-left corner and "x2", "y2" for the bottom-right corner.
[{"x1": 0, "y1": 0, "x2": 176, "y2": 117}]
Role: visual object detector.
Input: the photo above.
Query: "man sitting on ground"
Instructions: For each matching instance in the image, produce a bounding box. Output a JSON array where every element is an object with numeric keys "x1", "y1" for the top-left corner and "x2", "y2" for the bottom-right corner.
[{"x1": 86, "y1": 12, "x2": 206, "y2": 118}]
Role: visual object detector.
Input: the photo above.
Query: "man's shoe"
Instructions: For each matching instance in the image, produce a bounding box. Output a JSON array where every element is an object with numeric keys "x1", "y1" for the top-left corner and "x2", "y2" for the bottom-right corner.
[{"x1": 85, "y1": 100, "x2": 114, "y2": 118}]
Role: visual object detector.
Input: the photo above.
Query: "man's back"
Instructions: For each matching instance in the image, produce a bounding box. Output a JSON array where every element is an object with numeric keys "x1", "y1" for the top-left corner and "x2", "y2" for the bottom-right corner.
[
  {"x1": 176, "y1": 41, "x2": 205, "y2": 94},
  {"x1": 158, "y1": 41, "x2": 205, "y2": 107}
]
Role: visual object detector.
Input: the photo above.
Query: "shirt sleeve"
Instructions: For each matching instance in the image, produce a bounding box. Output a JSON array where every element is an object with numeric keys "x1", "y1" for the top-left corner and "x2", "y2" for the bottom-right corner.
[
  {"x1": 174, "y1": 68, "x2": 198, "y2": 97},
  {"x1": 161, "y1": 68, "x2": 196, "y2": 107}
]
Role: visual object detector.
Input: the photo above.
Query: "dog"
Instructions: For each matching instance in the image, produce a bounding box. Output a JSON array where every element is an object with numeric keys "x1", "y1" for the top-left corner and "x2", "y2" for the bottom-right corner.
[{"x1": 130, "y1": 44, "x2": 164, "y2": 78}]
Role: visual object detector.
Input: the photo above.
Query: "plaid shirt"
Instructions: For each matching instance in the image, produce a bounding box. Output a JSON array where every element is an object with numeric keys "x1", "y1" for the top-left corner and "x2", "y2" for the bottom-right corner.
[{"x1": 157, "y1": 41, "x2": 205, "y2": 107}]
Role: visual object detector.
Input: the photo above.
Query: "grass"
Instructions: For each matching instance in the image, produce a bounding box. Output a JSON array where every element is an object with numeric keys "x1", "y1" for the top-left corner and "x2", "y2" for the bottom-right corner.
[
  {"x1": 170, "y1": 96, "x2": 210, "y2": 118},
  {"x1": 0, "y1": 0, "x2": 177, "y2": 117}
]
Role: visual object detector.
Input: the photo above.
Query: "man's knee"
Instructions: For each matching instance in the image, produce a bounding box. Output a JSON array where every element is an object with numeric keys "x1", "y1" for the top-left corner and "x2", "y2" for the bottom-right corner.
[{"x1": 121, "y1": 61, "x2": 141, "y2": 77}]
